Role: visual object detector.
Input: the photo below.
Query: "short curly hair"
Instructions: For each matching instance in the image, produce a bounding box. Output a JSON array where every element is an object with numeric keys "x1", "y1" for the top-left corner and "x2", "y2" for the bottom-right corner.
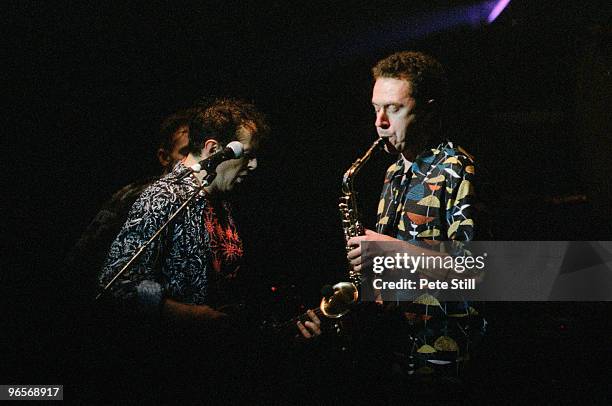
[
  {"x1": 157, "y1": 109, "x2": 192, "y2": 152},
  {"x1": 188, "y1": 98, "x2": 269, "y2": 154},
  {"x1": 372, "y1": 51, "x2": 448, "y2": 105}
]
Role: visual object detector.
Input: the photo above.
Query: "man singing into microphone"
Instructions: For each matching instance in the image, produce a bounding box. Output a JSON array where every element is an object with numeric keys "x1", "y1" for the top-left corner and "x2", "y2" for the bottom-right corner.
[
  {"x1": 99, "y1": 98, "x2": 264, "y2": 322},
  {"x1": 98, "y1": 98, "x2": 320, "y2": 400}
]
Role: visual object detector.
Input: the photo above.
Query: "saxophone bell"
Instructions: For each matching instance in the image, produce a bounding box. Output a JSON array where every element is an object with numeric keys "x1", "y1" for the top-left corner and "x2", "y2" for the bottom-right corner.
[{"x1": 319, "y1": 282, "x2": 359, "y2": 318}]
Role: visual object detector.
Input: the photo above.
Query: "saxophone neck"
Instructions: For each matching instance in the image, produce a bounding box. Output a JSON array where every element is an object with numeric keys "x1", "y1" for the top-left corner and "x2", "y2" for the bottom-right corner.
[{"x1": 342, "y1": 137, "x2": 384, "y2": 193}]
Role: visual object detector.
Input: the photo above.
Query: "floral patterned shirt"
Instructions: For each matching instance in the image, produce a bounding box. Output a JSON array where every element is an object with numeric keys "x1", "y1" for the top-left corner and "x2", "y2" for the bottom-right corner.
[{"x1": 99, "y1": 162, "x2": 243, "y2": 314}]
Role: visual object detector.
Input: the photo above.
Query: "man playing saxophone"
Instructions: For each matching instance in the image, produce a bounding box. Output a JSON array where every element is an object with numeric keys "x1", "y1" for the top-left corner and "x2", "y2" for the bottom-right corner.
[
  {"x1": 345, "y1": 51, "x2": 484, "y2": 391},
  {"x1": 347, "y1": 51, "x2": 476, "y2": 270}
]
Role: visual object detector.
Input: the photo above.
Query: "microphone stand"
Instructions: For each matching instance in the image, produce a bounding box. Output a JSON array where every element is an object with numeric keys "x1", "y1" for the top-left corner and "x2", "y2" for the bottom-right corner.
[{"x1": 95, "y1": 170, "x2": 217, "y2": 301}]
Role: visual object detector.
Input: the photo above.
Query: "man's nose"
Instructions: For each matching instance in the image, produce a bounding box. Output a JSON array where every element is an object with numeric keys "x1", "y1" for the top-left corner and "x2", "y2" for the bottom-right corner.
[
  {"x1": 375, "y1": 110, "x2": 389, "y2": 129},
  {"x1": 247, "y1": 157, "x2": 257, "y2": 171}
]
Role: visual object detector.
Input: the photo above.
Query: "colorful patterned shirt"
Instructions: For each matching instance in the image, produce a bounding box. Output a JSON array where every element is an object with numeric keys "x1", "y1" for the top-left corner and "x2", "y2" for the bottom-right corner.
[
  {"x1": 376, "y1": 140, "x2": 476, "y2": 244},
  {"x1": 374, "y1": 140, "x2": 484, "y2": 377},
  {"x1": 98, "y1": 162, "x2": 243, "y2": 315}
]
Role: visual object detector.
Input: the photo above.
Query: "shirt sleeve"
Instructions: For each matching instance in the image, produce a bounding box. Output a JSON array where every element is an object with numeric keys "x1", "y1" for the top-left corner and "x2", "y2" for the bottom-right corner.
[
  {"x1": 98, "y1": 182, "x2": 175, "y2": 316},
  {"x1": 445, "y1": 154, "x2": 476, "y2": 242}
]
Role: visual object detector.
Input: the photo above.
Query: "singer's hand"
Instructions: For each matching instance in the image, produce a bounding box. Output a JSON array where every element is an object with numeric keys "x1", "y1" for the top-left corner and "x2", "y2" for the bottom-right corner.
[
  {"x1": 162, "y1": 297, "x2": 228, "y2": 324},
  {"x1": 296, "y1": 309, "x2": 321, "y2": 339},
  {"x1": 346, "y1": 229, "x2": 398, "y2": 273}
]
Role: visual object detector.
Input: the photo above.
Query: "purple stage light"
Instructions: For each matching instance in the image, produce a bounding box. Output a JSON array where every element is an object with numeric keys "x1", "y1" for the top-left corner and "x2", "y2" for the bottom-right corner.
[{"x1": 487, "y1": 0, "x2": 511, "y2": 23}]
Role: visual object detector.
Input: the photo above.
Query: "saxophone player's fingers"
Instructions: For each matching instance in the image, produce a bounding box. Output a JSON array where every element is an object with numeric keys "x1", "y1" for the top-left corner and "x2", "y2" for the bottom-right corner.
[
  {"x1": 347, "y1": 235, "x2": 364, "y2": 247},
  {"x1": 348, "y1": 256, "x2": 361, "y2": 267},
  {"x1": 296, "y1": 321, "x2": 312, "y2": 339},
  {"x1": 348, "y1": 251, "x2": 362, "y2": 272},
  {"x1": 347, "y1": 245, "x2": 361, "y2": 260}
]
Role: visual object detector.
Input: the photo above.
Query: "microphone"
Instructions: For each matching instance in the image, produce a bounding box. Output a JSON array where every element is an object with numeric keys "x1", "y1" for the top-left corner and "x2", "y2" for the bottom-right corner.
[
  {"x1": 190, "y1": 141, "x2": 244, "y2": 173},
  {"x1": 176, "y1": 141, "x2": 244, "y2": 184}
]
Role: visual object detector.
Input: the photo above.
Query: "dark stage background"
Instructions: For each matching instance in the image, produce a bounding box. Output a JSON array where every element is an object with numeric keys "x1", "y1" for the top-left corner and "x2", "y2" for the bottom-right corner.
[{"x1": 5, "y1": 0, "x2": 611, "y2": 402}]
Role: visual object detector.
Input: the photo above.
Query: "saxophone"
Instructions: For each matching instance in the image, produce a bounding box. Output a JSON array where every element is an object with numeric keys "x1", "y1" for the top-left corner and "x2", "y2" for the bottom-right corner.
[{"x1": 319, "y1": 137, "x2": 385, "y2": 318}]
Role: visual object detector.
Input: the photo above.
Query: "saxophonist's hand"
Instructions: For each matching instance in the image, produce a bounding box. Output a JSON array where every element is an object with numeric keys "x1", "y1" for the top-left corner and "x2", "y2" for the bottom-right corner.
[{"x1": 347, "y1": 229, "x2": 398, "y2": 273}]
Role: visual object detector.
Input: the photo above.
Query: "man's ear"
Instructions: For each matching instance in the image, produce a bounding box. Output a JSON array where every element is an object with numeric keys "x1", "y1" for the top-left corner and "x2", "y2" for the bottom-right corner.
[
  {"x1": 201, "y1": 139, "x2": 220, "y2": 158},
  {"x1": 157, "y1": 148, "x2": 171, "y2": 167}
]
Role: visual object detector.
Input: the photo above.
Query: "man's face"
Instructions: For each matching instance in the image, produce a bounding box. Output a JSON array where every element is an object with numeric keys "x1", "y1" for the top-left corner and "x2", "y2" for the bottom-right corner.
[
  {"x1": 158, "y1": 125, "x2": 190, "y2": 171},
  {"x1": 371, "y1": 77, "x2": 421, "y2": 158},
  {"x1": 168, "y1": 126, "x2": 190, "y2": 162},
  {"x1": 212, "y1": 125, "x2": 258, "y2": 194}
]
